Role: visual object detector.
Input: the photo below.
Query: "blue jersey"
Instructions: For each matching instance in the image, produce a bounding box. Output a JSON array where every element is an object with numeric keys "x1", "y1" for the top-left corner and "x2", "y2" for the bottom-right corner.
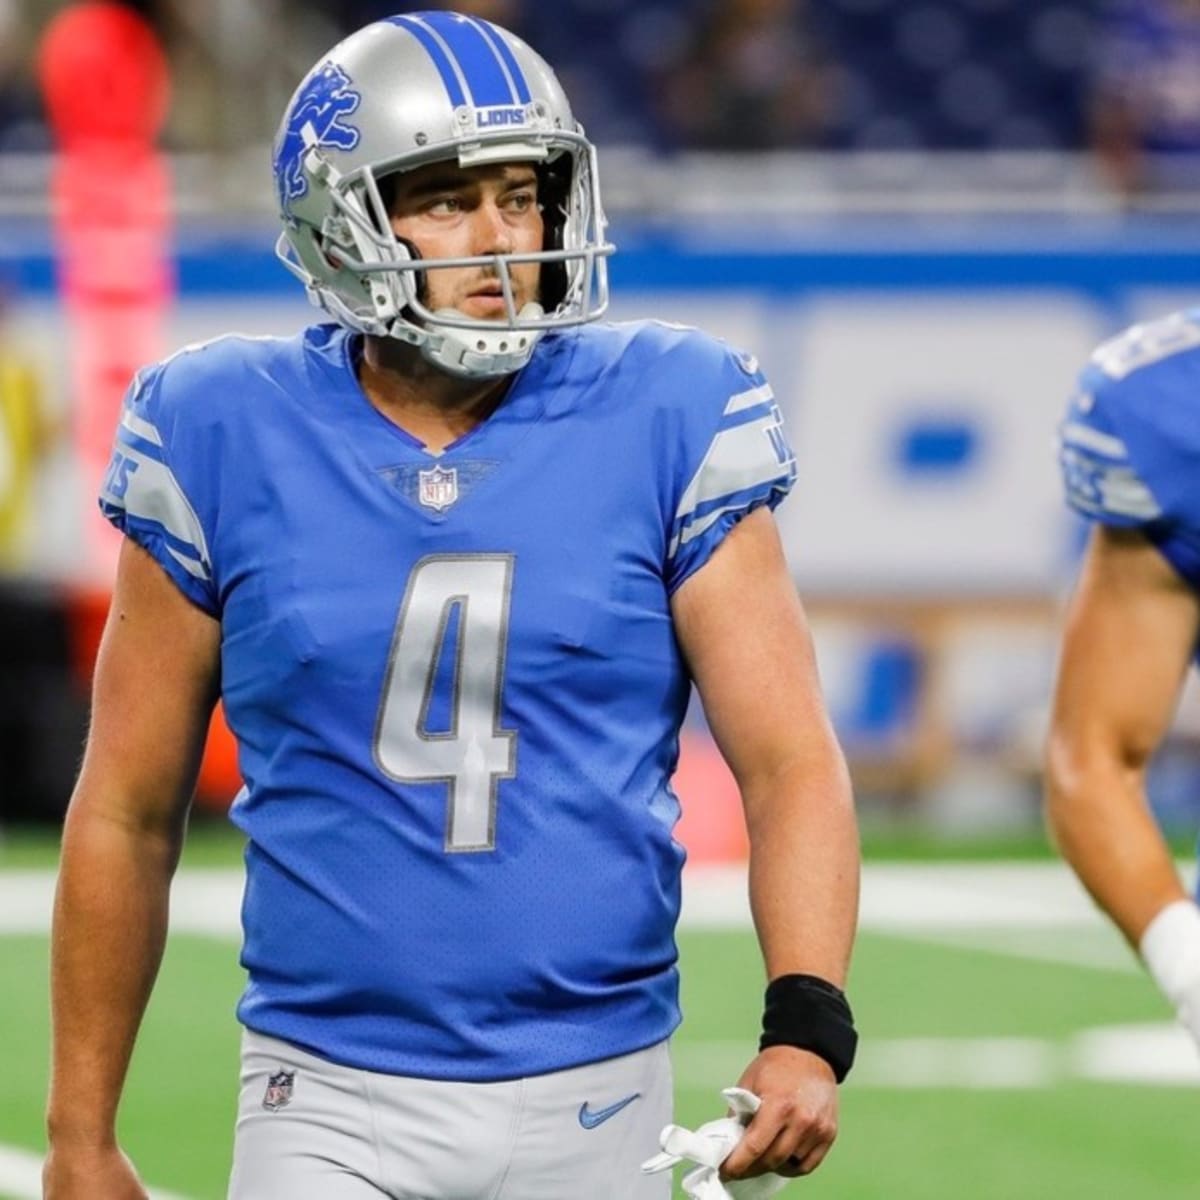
[
  {"x1": 99, "y1": 321, "x2": 795, "y2": 1081},
  {"x1": 1058, "y1": 308, "x2": 1200, "y2": 592}
]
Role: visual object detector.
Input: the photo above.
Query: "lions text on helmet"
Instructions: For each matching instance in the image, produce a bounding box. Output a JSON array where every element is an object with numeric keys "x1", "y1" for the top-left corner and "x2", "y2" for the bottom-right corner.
[{"x1": 272, "y1": 11, "x2": 613, "y2": 379}]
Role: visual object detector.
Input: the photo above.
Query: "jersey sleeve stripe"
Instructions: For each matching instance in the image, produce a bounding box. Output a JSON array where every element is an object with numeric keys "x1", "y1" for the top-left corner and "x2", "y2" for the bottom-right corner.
[
  {"x1": 165, "y1": 541, "x2": 210, "y2": 581},
  {"x1": 674, "y1": 413, "x2": 795, "y2": 526},
  {"x1": 1058, "y1": 445, "x2": 1163, "y2": 522},
  {"x1": 100, "y1": 446, "x2": 213, "y2": 578},
  {"x1": 724, "y1": 383, "x2": 775, "y2": 415},
  {"x1": 1096, "y1": 470, "x2": 1162, "y2": 519},
  {"x1": 670, "y1": 482, "x2": 792, "y2": 555},
  {"x1": 115, "y1": 424, "x2": 167, "y2": 465},
  {"x1": 1091, "y1": 314, "x2": 1200, "y2": 380},
  {"x1": 1059, "y1": 420, "x2": 1129, "y2": 460},
  {"x1": 120, "y1": 406, "x2": 164, "y2": 447}
]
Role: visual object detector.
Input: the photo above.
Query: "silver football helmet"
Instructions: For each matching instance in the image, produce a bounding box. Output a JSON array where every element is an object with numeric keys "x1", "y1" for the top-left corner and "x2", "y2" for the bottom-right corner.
[{"x1": 272, "y1": 11, "x2": 613, "y2": 379}]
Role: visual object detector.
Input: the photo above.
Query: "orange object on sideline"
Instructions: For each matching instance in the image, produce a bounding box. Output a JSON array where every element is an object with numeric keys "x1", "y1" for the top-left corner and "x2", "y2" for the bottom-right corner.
[
  {"x1": 671, "y1": 729, "x2": 749, "y2": 863},
  {"x1": 39, "y1": 2, "x2": 175, "y2": 584},
  {"x1": 62, "y1": 583, "x2": 242, "y2": 811},
  {"x1": 62, "y1": 582, "x2": 109, "y2": 688},
  {"x1": 38, "y1": 2, "x2": 169, "y2": 148},
  {"x1": 194, "y1": 706, "x2": 242, "y2": 811}
]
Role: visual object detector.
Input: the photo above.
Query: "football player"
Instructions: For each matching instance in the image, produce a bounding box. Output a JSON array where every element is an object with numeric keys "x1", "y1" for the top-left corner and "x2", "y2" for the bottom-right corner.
[
  {"x1": 1048, "y1": 310, "x2": 1200, "y2": 1054},
  {"x1": 44, "y1": 12, "x2": 859, "y2": 1199}
]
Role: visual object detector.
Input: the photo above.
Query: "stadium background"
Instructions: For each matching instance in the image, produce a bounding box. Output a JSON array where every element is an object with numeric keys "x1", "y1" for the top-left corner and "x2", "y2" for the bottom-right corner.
[{"x1": 2, "y1": 1, "x2": 1200, "y2": 1196}]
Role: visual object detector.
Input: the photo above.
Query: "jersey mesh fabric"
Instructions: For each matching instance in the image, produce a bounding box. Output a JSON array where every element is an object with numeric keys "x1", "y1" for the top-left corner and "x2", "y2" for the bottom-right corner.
[{"x1": 99, "y1": 320, "x2": 795, "y2": 1080}]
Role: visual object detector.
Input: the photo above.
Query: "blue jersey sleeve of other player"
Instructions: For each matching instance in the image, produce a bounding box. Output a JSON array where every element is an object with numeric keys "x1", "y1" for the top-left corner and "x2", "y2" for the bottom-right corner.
[
  {"x1": 1058, "y1": 310, "x2": 1200, "y2": 589},
  {"x1": 661, "y1": 333, "x2": 796, "y2": 594}
]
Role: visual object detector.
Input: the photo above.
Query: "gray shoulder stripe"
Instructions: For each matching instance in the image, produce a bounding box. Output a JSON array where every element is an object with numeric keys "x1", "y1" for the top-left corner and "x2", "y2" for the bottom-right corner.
[
  {"x1": 676, "y1": 415, "x2": 791, "y2": 521},
  {"x1": 120, "y1": 407, "x2": 164, "y2": 447},
  {"x1": 1060, "y1": 421, "x2": 1127, "y2": 459},
  {"x1": 103, "y1": 447, "x2": 212, "y2": 578},
  {"x1": 671, "y1": 497, "x2": 773, "y2": 555},
  {"x1": 1092, "y1": 314, "x2": 1200, "y2": 380},
  {"x1": 724, "y1": 383, "x2": 774, "y2": 415},
  {"x1": 1100, "y1": 470, "x2": 1161, "y2": 519},
  {"x1": 166, "y1": 543, "x2": 210, "y2": 581}
]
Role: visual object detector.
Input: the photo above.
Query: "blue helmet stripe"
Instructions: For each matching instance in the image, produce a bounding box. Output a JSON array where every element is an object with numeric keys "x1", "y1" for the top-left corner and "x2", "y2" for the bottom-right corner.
[
  {"x1": 393, "y1": 11, "x2": 524, "y2": 108},
  {"x1": 389, "y1": 15, "x2": 467, "y2": 108},
  {"x1": 471, "y1": 18, "x2": 532, "y2": 105}
]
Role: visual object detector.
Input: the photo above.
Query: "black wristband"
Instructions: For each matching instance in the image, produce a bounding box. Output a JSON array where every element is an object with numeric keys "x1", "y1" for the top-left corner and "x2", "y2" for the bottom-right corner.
[{"x1": 759, "y1": 973, "x2": 858, "y2": 1083}]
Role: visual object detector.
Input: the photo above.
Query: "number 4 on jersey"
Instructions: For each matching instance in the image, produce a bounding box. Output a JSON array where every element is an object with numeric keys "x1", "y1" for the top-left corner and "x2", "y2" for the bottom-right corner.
[{"x1": 373, "y1": 554, "x2": 517, "y2": 852}]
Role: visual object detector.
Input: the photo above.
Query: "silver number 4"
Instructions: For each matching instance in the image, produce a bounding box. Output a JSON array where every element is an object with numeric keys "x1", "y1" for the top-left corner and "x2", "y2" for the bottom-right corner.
[{"x1": 373, "y1": 554, "x2": 517, "y2": 852}]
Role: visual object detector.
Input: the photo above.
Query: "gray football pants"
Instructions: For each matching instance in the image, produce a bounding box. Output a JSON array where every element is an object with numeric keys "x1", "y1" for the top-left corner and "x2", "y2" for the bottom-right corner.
[{"x1": 227, "y1": 1029, "x2": 674, "y2": 1200}]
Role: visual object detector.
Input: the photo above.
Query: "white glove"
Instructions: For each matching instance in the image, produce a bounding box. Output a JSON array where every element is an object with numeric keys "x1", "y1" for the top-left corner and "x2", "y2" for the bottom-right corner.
[
  {"x1": 641, "y1": 1087, "x2": 787, "y2": 1200},
  {"x1": 1140, "y1": 898, "x2": 1200, "y2": 1046}
]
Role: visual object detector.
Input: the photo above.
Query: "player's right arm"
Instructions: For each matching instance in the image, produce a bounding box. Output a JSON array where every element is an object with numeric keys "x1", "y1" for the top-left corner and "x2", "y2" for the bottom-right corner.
[{"x1": 44, "y1": 536, "x2": 220, "y2": 1199}]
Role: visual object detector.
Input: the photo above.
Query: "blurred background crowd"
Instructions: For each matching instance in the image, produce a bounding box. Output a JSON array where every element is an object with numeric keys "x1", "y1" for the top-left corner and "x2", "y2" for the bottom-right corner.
[
  {"x1": 1, "y1": 0, "x2": 1200, "y2": 195},
  {"x1": 2, "y1": 0, "x2": 1200, "y2": 849}
]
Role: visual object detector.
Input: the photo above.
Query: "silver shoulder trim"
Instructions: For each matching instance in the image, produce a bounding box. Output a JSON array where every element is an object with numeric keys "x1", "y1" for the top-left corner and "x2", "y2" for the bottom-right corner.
[
  {"x1": 1098, "y1": 469, "x2": 1162, "y2": 520},
  {"x1": 1059, "y1": 421, "x2": 1127, "y2": 459},
  {"x1": 675, "y1": 416, "x2": 788, "y2": 523},
  {"x1": 105, "y1": 447, "x2": 212, "y2": 580},
  {"x1": 119, "y1": 407, "x2": 164, "y2": 447},
  {"x1": 724, "y1": 383, "x2": 774, "y2": 415},
  {"x1": 1092, "y1": 313, "x2": 1200, "y2": 381}
]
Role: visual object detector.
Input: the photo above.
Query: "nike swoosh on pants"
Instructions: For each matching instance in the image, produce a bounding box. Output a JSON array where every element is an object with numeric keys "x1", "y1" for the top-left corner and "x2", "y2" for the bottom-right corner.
[{"x1": 578, "y1": 1092, "x2": 641, "y2": 1130}]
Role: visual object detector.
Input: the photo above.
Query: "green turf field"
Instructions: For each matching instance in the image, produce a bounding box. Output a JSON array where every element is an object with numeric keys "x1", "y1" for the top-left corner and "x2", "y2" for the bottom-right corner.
[{"x1": 2, "y1": 826, "x2": 1195, "y2": 1199}]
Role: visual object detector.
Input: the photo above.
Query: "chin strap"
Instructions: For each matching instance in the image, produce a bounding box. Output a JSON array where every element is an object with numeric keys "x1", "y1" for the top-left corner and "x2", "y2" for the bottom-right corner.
[{"x1": 409, "y1": 304, "x2": 546, "y2": 379}]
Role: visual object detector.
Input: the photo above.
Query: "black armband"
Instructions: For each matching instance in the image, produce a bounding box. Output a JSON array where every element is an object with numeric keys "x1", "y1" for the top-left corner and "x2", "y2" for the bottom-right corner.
[{"x1": 759, "y1": 973, "x2": 858, "y2": 1083}]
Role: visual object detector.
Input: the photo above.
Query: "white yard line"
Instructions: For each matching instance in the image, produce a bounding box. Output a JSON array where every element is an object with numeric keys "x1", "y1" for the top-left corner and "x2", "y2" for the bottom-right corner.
[
  {"x1": 676, "y1": 1023, "x2": 1200, "y2": 1090},
  {"x1": 0, "y1": 1145, "x2": 42, "y2": 1200},
  {"x1": 887, "y1": 926, "x2": 1138, "y2": 972},
  {"x1": 0, "y1": 859, "x2": 1194, "y2": 1159},
  {"x1": 0, "y1": 870, "x2": 242, "y2": 938},
  {"x1": 0, "y1": 1143, "x2": 191, "y2": 1200},
  {"x1": 3, "y1": 863, "x2": 1194, "y2": 1100},
  {"x1": 0, "y1": 861, "x2": 1141, "y2": 938},
  {"x1": 679, "y1": 861, "x2": 1111, "y2": 931}
]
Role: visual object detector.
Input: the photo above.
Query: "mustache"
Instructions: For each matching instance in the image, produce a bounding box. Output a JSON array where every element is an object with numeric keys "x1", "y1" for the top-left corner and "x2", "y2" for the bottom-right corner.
[{"x1": 405, "y1": 263, "x2": 542, "y2": 310}]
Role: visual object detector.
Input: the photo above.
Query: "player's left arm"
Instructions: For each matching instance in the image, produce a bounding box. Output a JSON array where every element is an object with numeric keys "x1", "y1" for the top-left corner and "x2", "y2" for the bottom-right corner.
[
  {"x1": 1046, "y1": 525, "x2": 1200, "y2": 986},
  {"x1": 672, "y1": 506, "x2": 859, "y2": 1181}
]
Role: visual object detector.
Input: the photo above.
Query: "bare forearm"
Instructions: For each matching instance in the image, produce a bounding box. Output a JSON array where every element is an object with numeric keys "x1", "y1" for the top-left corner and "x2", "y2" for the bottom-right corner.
[
  {"x1": 745, "y1": 753, "x2": 859, "y2": 987},
  {"x1": 47, "y1": 800, "x2": 183, "y2": 1146},
  {"x1": 720, "y1": 754, "x2": 857, "y2": 1181},
  {"x1": 1046, "y1": 760, "x2": 1186, "y2": 947}
]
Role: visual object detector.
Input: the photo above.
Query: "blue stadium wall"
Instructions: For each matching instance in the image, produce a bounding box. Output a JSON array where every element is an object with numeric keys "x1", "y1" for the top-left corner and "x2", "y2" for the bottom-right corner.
[
  {"x1": 3, "y1": 214, "x2": 1199, "y2": 819},
  {"x1": 8, "y1": 212, "x2": 1198, "y2": 596}
]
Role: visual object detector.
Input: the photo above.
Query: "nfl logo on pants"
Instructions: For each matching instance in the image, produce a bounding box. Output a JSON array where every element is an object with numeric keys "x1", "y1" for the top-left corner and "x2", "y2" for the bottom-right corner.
[{"x1": 262, "y1": 1069, "x2": 295, "y2": 1111}]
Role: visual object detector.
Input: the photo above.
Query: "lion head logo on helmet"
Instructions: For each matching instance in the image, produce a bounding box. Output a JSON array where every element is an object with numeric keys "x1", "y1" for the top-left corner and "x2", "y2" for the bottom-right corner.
[{"x1": 273, "y1": 62, "x2": 361, "y2": 214}]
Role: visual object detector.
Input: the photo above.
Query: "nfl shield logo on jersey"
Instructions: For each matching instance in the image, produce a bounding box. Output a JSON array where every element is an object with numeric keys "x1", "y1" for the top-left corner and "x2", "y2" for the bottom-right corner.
[
  {"x1": 262, "y1": 1069, "x2": 295, "y2": 1111},
  {"x1": 418, "y1": 465, "x2": 459, "y2": 511}
]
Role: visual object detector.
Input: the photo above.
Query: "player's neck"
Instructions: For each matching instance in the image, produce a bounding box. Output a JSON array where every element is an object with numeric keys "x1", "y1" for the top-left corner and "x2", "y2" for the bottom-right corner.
[{"x1": 358, "y1": 335, "x2": 511, "y2": 455}]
